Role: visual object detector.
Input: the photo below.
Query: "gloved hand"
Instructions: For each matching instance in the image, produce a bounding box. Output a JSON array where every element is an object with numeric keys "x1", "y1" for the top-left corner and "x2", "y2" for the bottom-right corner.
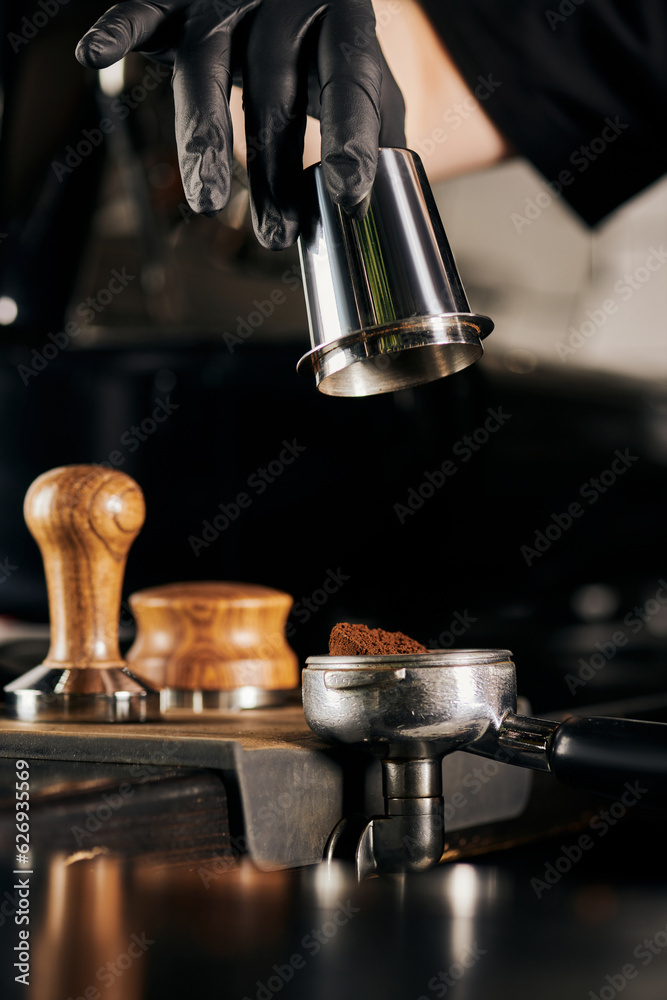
[{"x1": 76, "y1": 0, "x2": 406, "y2": 249}]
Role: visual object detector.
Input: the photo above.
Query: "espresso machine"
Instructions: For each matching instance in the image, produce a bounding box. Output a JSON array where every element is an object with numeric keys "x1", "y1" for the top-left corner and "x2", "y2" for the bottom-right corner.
[
  {"x1": 2, "y1": 145, "x2": 665, "y2": 874},
  {"x1": 2, "y1": 17, "x2": 667, "y2": 996}
]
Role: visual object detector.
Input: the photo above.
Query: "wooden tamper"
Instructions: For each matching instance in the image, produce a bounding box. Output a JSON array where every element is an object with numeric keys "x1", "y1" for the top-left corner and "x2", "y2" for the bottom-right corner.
[
  {"x1": 4, "y1": 465, "x2": 159, "y2": 722},
  {"x1": 125, "y1": 581, "x2": 299, "y2": 710}
]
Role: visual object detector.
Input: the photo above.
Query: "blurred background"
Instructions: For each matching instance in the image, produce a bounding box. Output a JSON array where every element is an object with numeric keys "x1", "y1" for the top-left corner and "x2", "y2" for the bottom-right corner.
[{"x1": 0, "y1": 0, "x2": 665, "y2": 714}]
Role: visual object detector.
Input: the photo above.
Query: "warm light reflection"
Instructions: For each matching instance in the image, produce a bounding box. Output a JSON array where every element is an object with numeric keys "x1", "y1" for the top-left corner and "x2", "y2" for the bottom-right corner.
[
  {"x1": 310, "y1": 859, "x2": 355, "y2": 907},
  {"x1": 446, "y1": 863, "x2": 480, "y2": 917},
  {"x1": 0, "y1": 296, "x2": 18, "y2": 324},
  {"x1": 99, "y1": 61, "x2": 125, "y2": 97},
  {"x1": 31, "y1": 852, "x2": 144, "y2": 1000},
  {"x1": 443, "y1": 864, "x2": 482, "y2": 973}
]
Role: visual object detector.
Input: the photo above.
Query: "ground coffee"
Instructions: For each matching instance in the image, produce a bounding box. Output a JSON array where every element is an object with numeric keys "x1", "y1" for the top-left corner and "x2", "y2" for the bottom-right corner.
[{"x1": 329, "y1": 622, "x2": 428, "y2": 656}]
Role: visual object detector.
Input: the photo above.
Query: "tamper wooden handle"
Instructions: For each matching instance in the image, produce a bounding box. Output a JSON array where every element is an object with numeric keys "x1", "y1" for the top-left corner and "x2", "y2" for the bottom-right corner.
[
  {"x1": 25, "y1": 465, "x2": 145, "y2": 670},
  {"x1": 126, "y1": 581, "x2": 298, "y2": 691}
]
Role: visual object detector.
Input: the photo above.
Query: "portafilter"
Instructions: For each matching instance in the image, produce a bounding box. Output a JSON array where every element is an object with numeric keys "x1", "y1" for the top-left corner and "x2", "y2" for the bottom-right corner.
[{"x1": 302, "y1": 650, "x2": 667, "y2": 877}]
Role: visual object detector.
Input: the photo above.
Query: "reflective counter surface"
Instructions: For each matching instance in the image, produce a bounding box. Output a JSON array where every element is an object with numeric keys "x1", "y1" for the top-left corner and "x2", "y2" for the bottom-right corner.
[{"x1": 1, "y1": 763, "x2": 666, "y2": 1000}]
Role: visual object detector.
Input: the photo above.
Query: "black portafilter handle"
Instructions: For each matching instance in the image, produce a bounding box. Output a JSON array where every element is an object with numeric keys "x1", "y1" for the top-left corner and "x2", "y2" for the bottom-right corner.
[{"x1": 549, "y1": 716, "x2": 667, "y2": 805}]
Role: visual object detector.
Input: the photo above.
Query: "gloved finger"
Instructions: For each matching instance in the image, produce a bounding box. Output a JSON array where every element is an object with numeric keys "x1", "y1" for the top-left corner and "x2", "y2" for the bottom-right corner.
[
  {"x1": 317, "y1": 0, "x2": 382, "y2": 216},
  {"x1": 242, "y1": 6, "x2": 313, "y2": 249},
  {"x1": 75, "y1": 1, "x2": 188, "y2": 68},
  {"x1": 305, "y1": 62, "x2": 322, "y2": 121},
  {"x1": 172, "y1": 9, "x2": 236, "y2": 215},
  {"x1": 304, "y1": 46, "x2": 405, "y2": 147},
  {"x1": 378, "y1": 48, "x2": 406, "y2": 148}
]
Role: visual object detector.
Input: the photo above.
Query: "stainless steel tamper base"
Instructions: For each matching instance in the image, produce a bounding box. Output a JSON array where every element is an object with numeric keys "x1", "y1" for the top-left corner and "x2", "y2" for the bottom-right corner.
[
  {"x1": 159, "y1": 687, "x2": 290, "y2": 712},
  {"x1": 4, "y1": 665, "x2": 160, "y2": 722},
  {"x1": 297, "y1": 314, "x2": 493, "y2": 397}
]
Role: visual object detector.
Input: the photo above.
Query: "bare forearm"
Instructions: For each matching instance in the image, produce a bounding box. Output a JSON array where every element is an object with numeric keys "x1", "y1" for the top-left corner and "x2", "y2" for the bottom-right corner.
[
  {"x1": 374, "y1": 0, "x2": 512, "y2": 179},
  {"x1": 231, "y1": 0, "x2": 512, "y2": 181}
]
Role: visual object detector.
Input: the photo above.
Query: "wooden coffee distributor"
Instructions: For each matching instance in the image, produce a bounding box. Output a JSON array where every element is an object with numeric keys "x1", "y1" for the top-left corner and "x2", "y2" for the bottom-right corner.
[{"x1": 126, "y1": 581, "x2": 299, "y2": 709}]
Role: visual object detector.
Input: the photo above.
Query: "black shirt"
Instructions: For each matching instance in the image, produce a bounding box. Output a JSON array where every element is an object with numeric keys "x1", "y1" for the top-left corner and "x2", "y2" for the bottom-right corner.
[{"x1": 419, "y1": 0, "x2": 667, "y2": 225}]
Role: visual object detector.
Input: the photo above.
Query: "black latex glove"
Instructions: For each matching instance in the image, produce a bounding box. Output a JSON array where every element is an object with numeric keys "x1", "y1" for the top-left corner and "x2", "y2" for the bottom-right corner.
[{"x1": 76, "y1": 0, "x2": 406, "y2": 249}]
